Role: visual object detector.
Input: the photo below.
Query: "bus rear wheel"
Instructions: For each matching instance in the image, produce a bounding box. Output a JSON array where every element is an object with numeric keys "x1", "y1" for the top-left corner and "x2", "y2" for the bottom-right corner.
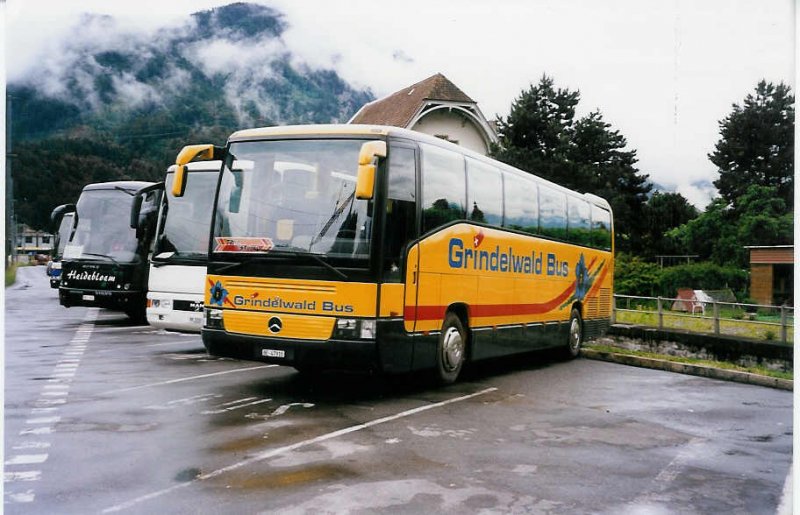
[
  {"x1": 436, "y1": 312, "x2": 466, "y2": 384},
  {"x1": 565, "y1": 308, "x2": 583, "y2": 358}
]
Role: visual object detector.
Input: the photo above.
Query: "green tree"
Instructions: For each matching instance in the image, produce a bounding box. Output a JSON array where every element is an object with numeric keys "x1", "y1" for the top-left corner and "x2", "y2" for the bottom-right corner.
[
  {"x1": 642, "y1": 191, "x2": 698, "y2": 257},
  {"x1": 710, "y1": 80, "x2": 794, "y2": 209},
  {"x1": 491, "y1": 75, "x2": 578, "y2": 181},
  {"x1": 491, "y1": 76, "x2": 652, "y2": 252},
  {"x1": 668, "y1": 185, "x2": 792, "y2": 267}
]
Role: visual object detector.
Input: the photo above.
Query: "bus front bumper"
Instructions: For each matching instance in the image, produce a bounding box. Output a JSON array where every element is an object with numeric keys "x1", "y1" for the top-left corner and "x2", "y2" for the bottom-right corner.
[
  {"x1": 59, "y1": 288, "x2": 144, "y2": 311},
  {"x1": 202, "y1": 328, "x2": 379, "y2": 372}
]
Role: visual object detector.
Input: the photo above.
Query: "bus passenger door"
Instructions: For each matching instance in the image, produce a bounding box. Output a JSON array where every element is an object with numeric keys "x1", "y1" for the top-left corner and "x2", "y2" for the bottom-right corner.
[{"x1": 403, "y1": 243, "x2": 420, "y2": 334}]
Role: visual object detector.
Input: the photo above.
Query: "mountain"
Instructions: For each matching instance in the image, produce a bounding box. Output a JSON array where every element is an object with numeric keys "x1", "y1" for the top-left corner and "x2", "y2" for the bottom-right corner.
[{"x1": 9, "y1": 3, "x2": 375, "y2": 230}]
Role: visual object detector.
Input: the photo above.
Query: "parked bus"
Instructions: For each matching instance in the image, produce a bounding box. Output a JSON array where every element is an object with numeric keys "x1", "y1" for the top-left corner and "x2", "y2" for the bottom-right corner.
[
  {"x1": 132, "y1": 161, "x2": 221, "y2": 332},
  {"x1": 53, "y1": 181, "x2": 161, "y2": 321},
  {"x1": 46, "y1": 212, "x2": 75, "y2": 288},
  {"x1": 173, "y1": 125, "x2": 613, "y2": 383}
]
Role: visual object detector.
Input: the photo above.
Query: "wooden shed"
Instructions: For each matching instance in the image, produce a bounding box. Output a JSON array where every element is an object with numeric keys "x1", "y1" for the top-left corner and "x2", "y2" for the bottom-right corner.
[{"x1": 745, "y1": 245, "x2": 793, "y2": 306}]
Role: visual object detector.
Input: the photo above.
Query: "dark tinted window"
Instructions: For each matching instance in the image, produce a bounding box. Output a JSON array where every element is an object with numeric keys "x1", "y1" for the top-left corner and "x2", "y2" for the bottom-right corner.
[
  {"x1": 387, "y1": 146, "x2": 416, "y2": 202},
  {"x1": 466, "y1": 158, "x2": 503, "y2": 225},
  {"x1": 420, "y1": 144, "x2": 465, "y2": 233},
  {"x1": 503, "y1": 172, "x2": 539, "y2": 234},
  {"x1": 591, "y1": 204, "x2": 612, "y2": 250},
  {"x1": 539, "y1": 186, "x2": 567, "y2": 240},
  {"x1": 567, "y1": 196, "x2": 592, "y2": 246}
]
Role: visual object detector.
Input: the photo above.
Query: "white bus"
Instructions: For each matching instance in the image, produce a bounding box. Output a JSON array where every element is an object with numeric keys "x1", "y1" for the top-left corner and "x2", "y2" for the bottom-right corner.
[{"x1": 134, "y1": 161, "x2": 221, "y2": 332}]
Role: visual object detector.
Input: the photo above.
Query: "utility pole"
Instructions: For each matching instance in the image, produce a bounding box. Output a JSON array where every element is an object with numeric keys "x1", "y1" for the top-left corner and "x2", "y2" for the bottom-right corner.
[{"x1": 6, "y1": 93, "x2": 17, "y2": 265}]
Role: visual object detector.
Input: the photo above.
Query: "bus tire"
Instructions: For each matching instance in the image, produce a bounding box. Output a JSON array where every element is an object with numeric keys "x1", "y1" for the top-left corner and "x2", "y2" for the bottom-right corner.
[
  {"x1": 565, "y1": 308, "x2": 583, "y2": 359},
  {"x1": 436, "y1": 312, "x2": 467, "y2": 384}
]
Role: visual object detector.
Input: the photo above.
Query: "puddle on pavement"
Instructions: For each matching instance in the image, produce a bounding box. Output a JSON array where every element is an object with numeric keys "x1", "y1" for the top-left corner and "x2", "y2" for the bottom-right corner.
[
  {"x1": 206, "y1": 464, "x2": 356, "y2": 490},
  {"x1": 210, "y1": 423, "x2": 322, "y2": 453},
  {"x1": 56, "y1": 421, "x2": 158, "y2": 432}
]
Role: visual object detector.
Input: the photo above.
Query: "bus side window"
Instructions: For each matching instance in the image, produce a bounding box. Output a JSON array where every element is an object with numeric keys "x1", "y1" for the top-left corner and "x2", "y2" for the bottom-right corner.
[
  {"x1": 503, "y1": 172, "x2": 538, "y2": 234},
  {"x1": 383, "y1": 146, "x2": 418, "y2": 282},
  {"x1": 539, "y1": 186, "x2": 567, "y2": 240},
  {"x1": 567, "y1": 196, "x2": 592, "y2": 246},
  {"x1": 420, "y1": 143, "x2": 466, "y2": 233},
  {"x1": 466, "y1": 158, "x2": 503, "y2": 226},
  {"x1": 591, "y1": 204, "x2": 612, "y2": 250}
]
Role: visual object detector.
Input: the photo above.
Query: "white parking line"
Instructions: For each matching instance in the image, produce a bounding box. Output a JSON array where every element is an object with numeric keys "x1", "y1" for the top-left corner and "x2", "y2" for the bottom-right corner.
[
  {"x1": 5, "y1": 454, "x2": 49, "y2": 466},
  {"x1": 12, "y1": 442, "x2": 51, "y2": 450},
  {"x1": 19, "y1": 427, "x2": 54, "y2": 436},
  {"x1": 5, "y1": 489, "x2": 35, "y2": 503},
  {"x1": 4, "y1": 471, "x2": 42, "y2": 482},
  {"x1": 25, "y1": 417, "x2": 61, "y2": 425},
  {"x1": 104, "y1": 365, "x2": 278, "y2": 394},
  {"x1": 202, "y1": 398, "x2": 273, "y2": 415},
  {"x1": 102, "y1": 387, "x2": 499, "y2": 513}
]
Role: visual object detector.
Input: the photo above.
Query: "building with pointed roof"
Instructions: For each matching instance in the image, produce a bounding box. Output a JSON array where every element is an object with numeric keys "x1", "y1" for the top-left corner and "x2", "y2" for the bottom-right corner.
[{"x1": 349, "y1": 73, "x2": 498, "y2": 155}]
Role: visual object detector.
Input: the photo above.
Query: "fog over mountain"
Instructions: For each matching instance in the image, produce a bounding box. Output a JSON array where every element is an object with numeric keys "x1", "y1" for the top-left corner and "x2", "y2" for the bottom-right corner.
[
  {"x1": 8, "y1": 3, "x2": 375, "y2": 230},
  {"x1": 10, "y1": 2, "x2": 374, "y2": 141}
]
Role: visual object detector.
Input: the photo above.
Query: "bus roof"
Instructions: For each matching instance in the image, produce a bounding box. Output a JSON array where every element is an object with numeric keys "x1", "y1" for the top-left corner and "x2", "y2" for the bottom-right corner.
[
  {"x1": 82, "y1": 181, "x2": 155, "y2": 192},
  {"x1": 227, "y1": 124, "x2": 612, "y2": 212}
]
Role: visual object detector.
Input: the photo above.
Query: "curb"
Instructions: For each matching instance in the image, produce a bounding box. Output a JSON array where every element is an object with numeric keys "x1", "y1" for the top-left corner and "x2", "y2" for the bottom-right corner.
[{"x1": 581, "y1": 348, "x2": 793, "y2": 391}]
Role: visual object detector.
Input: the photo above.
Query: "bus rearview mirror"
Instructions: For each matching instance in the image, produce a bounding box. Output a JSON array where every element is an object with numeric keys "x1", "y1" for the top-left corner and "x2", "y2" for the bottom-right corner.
[
  {"x1": 355, "y1": 141, "x2": 386, "y2": 200},
  {"x1": 356, "y1": 164, "x2": 376, "y2": 200},
  {"x1": 50, "y1": 204, "x2": 76, "y2": 229},
  {"x1": 172, "y1": 144, "x2": 225, "y2": 197}
]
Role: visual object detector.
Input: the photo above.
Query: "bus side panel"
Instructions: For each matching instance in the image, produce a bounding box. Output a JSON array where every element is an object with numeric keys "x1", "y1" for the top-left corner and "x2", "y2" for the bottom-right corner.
[{"x1": 406, "y1": 222, "x2": 613, "y2": 364}]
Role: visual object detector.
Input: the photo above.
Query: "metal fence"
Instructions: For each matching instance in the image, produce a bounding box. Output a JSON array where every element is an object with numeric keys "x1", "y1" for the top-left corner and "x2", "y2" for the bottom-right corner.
[{"x1": 612, "y1": 294, "x2": 794, "y2": 344}]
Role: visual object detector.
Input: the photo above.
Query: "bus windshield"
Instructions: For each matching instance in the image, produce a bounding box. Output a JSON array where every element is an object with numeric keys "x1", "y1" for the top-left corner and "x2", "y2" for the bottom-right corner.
[
  {"x1": 66, "y1": 189, "x2": 144, "y2": 263},
  {"x1": 54, "y1": 213, "x2": 74, "y2": 259},
  {"x1": 156, "y1": 171, "x2": 219, "y2": 259},
  {"x1": 214, "y1": 139, "x2": 373, "y2": 260}
]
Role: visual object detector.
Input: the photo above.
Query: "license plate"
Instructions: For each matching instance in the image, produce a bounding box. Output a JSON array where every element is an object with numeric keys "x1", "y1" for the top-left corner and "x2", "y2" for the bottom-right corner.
[
  {"x1": 261, "y1": 349, "x2": 285, "y2": 358},
  {"x1": 189, "y1": 316, "x2": 202, "y2": 324},
  {"x1": 82, "y1": 294, "x2": 95, "y2": 301}
]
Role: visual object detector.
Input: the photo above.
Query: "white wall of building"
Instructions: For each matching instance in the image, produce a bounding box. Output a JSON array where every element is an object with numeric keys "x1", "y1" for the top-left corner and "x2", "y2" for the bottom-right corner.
[{"x1": 411, "y1": 110, "x2": 489, "y2": 155}]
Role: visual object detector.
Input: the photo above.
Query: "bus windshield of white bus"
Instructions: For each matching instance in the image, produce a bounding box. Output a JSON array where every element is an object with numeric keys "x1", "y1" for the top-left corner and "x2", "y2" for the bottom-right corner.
[
  {"x1": 214, "y1": 139, "x2": 373, "y2": 260},
  {"x1": 54, "y1": 213, "x2": 75, "y2": 260},
  {"x1": 156, "y1": 171, "x2": 219, "y2": 260},
  {"x1": 64, "y1": 189, "x2": 148, "y2": 263}
]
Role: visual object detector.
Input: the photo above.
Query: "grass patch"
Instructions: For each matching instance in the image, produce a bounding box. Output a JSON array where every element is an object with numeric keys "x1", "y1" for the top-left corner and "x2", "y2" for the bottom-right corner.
[
  {"x1": 615, "y1": 310, "x2": 793, "y2": 343},
  {"x1": 5, "y1": 263, "x2": 18, "y2": 287},
  {"x1": 586, "y1": 343, "x2": 793, "y2": 381}
]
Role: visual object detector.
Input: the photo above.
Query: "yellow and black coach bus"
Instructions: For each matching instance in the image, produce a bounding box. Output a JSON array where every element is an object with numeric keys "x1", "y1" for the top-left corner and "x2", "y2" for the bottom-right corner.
[{"x1": 173, "y1": 125, "x2": 613, "y2": 383}]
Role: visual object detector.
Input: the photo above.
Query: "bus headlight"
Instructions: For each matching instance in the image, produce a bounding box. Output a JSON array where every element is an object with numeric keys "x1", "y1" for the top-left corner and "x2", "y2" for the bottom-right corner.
[
  {"x1": 360, "y1": 319, "x2": 376, "y2": 339},
  {"x1": 206, "y1": 308, "x2": 224, "y2": 330},
  {"x1": 333, "y1": 318, "x2": 376, "y2": 340}
]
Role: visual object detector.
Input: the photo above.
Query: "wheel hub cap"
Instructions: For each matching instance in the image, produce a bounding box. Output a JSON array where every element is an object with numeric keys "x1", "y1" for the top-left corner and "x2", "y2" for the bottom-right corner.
[{"x1": 442, "y1": 327, "x2": 464, "y2": 371}]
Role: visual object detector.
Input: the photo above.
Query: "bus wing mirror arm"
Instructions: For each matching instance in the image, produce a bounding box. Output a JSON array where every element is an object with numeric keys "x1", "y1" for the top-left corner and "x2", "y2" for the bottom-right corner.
[
  {"x1": 130, "y1": 182, "x2": 165, "y2": 234},
  {"x1": 50, "y1": 204, "x2": 76, "y2": 230}
]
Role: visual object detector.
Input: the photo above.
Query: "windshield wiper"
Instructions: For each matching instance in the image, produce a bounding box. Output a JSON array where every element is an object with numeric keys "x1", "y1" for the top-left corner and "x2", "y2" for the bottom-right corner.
[
  {"x1": 310, "y1": 191, "x2": 355, "y2": 248},
  {"x1": 152, "y1": 253, "x2": 207, "y2": 267},
  {"x1": 114, "y1": 186, "x2": 135, "y2": 196},
  {"x1": 78, "y1": 252, "x2": 119, "y2": 266}
]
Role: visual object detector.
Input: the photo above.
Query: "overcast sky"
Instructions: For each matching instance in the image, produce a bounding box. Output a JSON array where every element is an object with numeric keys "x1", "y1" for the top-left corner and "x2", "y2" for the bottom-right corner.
[{"x1": 4, "y1": 0, "x2": 796, "y2": 208}]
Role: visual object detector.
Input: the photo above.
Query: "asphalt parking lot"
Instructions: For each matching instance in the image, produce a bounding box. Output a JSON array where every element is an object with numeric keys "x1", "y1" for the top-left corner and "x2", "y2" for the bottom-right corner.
[{"x1": 4, "y1": 265, "x2": 793, "y2": 514}]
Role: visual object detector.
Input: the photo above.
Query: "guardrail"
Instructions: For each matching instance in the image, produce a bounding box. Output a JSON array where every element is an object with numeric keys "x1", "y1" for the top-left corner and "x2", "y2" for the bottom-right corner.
[{"x1": 612, "y1": 294, "x2": 794, "y2": 344}]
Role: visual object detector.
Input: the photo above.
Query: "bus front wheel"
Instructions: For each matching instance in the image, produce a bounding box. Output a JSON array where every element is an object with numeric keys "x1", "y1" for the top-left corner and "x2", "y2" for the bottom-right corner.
[
  {"x1": 566, "y1": 308, "x2": 583, "y2": 358},
  {"x1": 436, "y1": 312, "x2": 466, "y2": 384}
]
